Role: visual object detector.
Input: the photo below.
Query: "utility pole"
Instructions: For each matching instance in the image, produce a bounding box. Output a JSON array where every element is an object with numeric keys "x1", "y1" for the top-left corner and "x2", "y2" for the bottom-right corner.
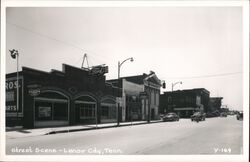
[
  {"x1": 171, "y1": 81, "x2": 182, "y2": 112},
  {"x1": 9, "y1": 49, "x2": 19, "y2": 126},
  {"x1": 117, "y1": 57, "x2": 134, "y2": 126}
]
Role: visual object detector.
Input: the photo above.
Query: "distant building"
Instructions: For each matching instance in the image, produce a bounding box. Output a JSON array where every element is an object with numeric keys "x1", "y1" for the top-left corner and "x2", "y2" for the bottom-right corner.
[
  {"x1": 107, "y1": 71, "x2": 162, "y2": 122},
  {"x1": 208, "y1": 97, "x2": 223, "y2": 112},
  {"x1": 159, "y1": 88, "x2": 210, "y2": 118},
  {"x1": 6, "y1": 64, "x2": 121, "y2": 128},
  {"x1": 220, "y1": 105, "x2": 229, "y2": 113}
]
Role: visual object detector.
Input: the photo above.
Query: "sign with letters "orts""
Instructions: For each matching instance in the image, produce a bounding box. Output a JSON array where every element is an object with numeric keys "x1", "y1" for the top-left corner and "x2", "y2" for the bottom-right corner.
[{"x1": 6, "y1": 76, "x2": 23, "y2": 117}]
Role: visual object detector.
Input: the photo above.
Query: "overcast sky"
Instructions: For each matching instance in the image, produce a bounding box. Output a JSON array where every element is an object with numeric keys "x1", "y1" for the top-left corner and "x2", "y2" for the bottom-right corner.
[{"x1": 6, "y1": 6, "x2": 243, "y2": 110}]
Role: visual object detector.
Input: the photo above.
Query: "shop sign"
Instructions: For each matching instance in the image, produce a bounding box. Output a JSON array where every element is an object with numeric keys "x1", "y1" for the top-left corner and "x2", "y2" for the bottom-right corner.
[
  {"x1": 28, "y1": 84, "x2": 41, "y2": 96},
  {"x1": 6, "y1": 77, "x2": 23, "y2": 117},
  {"x1": 89, "y1": 65, "x2": 108, "y2": 75},
  {"x1": 29, "y1": 89, "x2": 40, "y2": 96},
  {"x1": 39, "y1": 107, "x2": 51, "y2": 118}
]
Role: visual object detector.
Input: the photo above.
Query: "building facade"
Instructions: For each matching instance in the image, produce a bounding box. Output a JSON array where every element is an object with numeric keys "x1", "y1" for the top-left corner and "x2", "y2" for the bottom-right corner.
[
  {"x1": 6, "y1": 64, "x2": 121, "y2": 128},
  {"x1": 159, "y1": 88, "x2": 210, "y2": 118},
  {"x1": 108, "y1": 71, "x2": 162, "y2": 122},
  {"x1": 208, "y1": 97, "x2": 223, "y2": 112}
]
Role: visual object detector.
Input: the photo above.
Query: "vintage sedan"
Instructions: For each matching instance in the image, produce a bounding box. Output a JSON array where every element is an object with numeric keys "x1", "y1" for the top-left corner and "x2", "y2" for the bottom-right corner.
[
  {"x1": 162, "y1": 112, "x2": 179, "y2": 122},
  {"x1": 191, "y1": 112, "x2": 206, "y2": 122},
  {"x1": 220, "y1": 112, "x2": 228, "y2": 117}
]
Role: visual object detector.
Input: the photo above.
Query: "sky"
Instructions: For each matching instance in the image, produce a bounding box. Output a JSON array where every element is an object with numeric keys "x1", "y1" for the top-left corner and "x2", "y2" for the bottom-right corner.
[{"x1": 6, "y1": 6, "x2": 244, "y2": 110}]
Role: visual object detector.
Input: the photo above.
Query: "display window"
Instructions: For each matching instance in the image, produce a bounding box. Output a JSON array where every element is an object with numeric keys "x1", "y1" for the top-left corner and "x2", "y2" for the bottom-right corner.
[
  {"x1": 34, "y1": 91, "x2": 69, "y2": 121},
  {"x1": 75, "y1": 95, "x2": 97, "y2": 122},
  {"x1": 78, "y1": 103, "x2": 96, "y2": 119},
  {"x1": 35, "y1": 101, "x2": 52, "y2": 121},
  {"x1": 101, "y1": 98, "x2": 117, "y2": 122}
]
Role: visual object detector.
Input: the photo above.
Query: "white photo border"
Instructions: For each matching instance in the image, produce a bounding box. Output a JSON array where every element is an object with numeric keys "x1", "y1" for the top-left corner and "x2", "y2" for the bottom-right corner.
[{"x1": 1, "y1": 0, "x2": 249, "y2": 162}]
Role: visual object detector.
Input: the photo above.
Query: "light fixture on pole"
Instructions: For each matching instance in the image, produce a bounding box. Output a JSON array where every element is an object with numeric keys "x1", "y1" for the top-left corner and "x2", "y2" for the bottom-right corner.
[
  {"x1": 117, "y1": 57, "x2": 134, "y2": 126},
  {"x1": 172, "y1": 81, "x2": 182, "y2": 92},
  {"x1": 171, "y1": 81, "x2": 182, "y2": 114},
  {"x1": 9, "y1": 49, "x2": 19, "y2": 126}
]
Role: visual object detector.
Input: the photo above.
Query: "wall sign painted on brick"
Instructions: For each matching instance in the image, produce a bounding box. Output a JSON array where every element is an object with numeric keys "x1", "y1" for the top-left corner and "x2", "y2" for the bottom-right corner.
[{"x1": 6, "y1": 76, "x2": 23, "y2": 117}]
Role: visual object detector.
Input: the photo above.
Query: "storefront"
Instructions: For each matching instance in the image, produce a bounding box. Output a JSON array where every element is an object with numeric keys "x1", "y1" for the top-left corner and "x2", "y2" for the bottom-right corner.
[
  {"x1": 34, "y1": 90, "x2": 69, "y2": 127},
  {"x1": 126, "y1": 95, "x2": 142, "y2": 121},
  {"x1": 160, "y1": 88, "x2": 210, "y2": 118},
  {"x1": 6, "y1": 64, "x2": 120, "y2": 128},
  {"x1": 74, "y1": 95, "x2": 97, "y2": 124},
  {"x1": 107, "y1": 71, "x2": 162, "y2": 122},
  {"x1": 100, "y1": 97, "x2": 117, "y2": 123}
]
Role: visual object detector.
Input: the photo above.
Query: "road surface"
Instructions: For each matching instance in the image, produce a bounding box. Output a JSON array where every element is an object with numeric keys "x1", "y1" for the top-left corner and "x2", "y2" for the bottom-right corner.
[{"x1": 6, "y1": 116, "x2": 243, "y2": 155}]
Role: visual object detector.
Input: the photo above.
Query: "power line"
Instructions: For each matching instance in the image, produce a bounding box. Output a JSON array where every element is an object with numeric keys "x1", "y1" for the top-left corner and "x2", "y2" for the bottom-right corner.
[
  {"x1": 7, "y1": 21, "x2": 85, "y2": 51},
  {"x1": 7, "y1": 21, "x2": 111, "y2": 62},
  {"x1": 164, "y1": 71, "x2": 242, "y2": 80}
]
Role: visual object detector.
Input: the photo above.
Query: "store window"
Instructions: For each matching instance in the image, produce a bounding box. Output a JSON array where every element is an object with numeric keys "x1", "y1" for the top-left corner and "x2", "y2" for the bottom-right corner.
[
  {"x1": 79, "y1": 103, "x2": 96, "y2": 119},
  {"x1": 101, "y1": 104, "x2": 116, "y2": 119},
  {"x1": 54, "y1": 102, "x2": 68, "y2": 120},
  {"x1": 101, "y1": 98, "x2": 116, "y2": 122},
  {"x1": 35, "y1": 101, "x2": 52, "y2": 121},
  {"x1": 75, "y1": 95, "x2": 97, "y2": 121},
  {"x1": 101, "y1": 106, "x2": 109, "y2": 119},
  {"x1": 35, "y1": 91, "x2": 69, "y2": 121}
]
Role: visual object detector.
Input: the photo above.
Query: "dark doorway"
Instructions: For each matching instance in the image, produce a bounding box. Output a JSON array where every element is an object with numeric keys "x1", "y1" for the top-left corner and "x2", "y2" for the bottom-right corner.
[{"x1": 151, "y1": 109, "x2": 155, "y2": 120}]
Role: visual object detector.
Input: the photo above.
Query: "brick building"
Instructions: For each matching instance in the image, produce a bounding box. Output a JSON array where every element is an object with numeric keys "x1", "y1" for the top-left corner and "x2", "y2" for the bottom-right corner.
[
  {"x1": 6, "y1": 64, "x2": 121, "y2": 128},
  {"x1": 159, "y1": 88, "x2": 210, "y2": 118}
]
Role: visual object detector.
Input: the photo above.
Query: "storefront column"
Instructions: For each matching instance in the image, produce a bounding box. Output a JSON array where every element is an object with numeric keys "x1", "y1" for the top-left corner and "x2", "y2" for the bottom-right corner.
[
  {"x1": 97, "y1": 101, "x2": 101, "y2": 124},
  {"x1": 69, "y1": 99, "x2": 75, "y2": 125}
]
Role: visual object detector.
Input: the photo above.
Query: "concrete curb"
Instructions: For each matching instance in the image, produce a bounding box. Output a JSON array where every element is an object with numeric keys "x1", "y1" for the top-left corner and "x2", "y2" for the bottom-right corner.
[
  {"x1": 6, "y1": 120, "x2": 163, "y2": 139},
  {"x1": 45, "y1": 120, "x2": 163, "y2": 135}
]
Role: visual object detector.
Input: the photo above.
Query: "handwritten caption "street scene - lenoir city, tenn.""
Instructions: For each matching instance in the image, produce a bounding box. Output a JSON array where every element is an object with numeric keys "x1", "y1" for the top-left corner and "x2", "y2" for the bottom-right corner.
[{"x1": 11, "y1": 147, "x2": 123, "y2": 154}]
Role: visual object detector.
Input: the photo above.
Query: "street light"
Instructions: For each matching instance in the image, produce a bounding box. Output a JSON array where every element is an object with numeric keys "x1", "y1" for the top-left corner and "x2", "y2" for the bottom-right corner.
[
  {"x1": 172, "y1": 81, "x2": 182, "y2": 92},
  {"x1": 117, "y1": 57, "x2": 134, "y2": 126},
  {"x1": 9, "y1": 49, "x2": 19, "y2": 126},
  {"x1": 118, "y1": 57, "x2": 133, "y2": 79},
  {"x1": 171, "y1": 81, "x2": 182, "y2": 115}
]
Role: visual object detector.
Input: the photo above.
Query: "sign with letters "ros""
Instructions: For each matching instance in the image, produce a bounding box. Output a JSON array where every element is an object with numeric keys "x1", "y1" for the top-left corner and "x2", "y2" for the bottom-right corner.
[{"x1": 6, "y1": 76, "x2": 23, "y2": 117}]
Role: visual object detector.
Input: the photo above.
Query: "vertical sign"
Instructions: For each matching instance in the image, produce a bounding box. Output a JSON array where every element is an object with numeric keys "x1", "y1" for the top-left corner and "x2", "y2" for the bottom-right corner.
[{"x1": 6, "y1": 76, "x2": 23, "y2": 117}]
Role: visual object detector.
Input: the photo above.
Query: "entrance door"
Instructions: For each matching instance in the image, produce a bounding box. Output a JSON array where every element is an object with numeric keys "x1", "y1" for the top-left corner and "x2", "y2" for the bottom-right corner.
[
  {"x1": 151, "y1": 108, "x2": 155, "y2": 120},
  {"x1": 100, "y1": 98, "x2": 117, "y2": 123}
]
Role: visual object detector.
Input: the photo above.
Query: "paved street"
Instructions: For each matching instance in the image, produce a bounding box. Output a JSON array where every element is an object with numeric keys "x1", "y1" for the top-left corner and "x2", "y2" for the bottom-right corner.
[{"x1": 6, "y1": 116, "x2": 243, "y2": 155}]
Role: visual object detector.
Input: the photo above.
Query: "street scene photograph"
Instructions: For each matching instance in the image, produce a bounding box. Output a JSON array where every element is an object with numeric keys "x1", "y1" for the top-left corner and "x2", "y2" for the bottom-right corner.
[{"x1": 1, "y1": 1, "x2": 249, "y2": 162}]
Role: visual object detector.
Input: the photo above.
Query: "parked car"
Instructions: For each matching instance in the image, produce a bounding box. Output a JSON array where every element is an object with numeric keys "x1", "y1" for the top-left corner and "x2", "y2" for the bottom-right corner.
[
  {"x1": 227, "y1": 111, "x2": 235, "y2": 116},
  {"x1": 236, "y1": 111, "x2": 243, "y2": 120},
  {"x1": 159, "y1": 114, "x2": 165, "y2": 119},
  {"x1": 162, "y1": 112, "x2": 179, "y2": 122},
  {"x1": 220, "y1": 112, "x2": 227, "y2": 117},
  {"x1": 191, "y1": 112, "x2": 206, "y2": 122},
  {"x1": 206, "y1": 112, "x2": 219, "y2": 118},
  {"x1": 206, "y1": 112, "x2": 215, "y2": 118}
]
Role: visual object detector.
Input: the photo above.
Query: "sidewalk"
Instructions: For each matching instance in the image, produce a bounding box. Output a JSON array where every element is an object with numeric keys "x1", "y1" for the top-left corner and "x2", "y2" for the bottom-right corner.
[{"x1": 6, "y1": 120, "x2": 162, "y2": 139}]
